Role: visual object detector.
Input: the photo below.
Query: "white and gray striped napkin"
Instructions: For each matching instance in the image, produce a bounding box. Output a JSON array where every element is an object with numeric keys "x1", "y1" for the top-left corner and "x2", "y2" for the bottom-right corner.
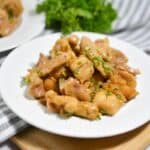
[{"x1": 0, "y1": 0, "x2": 150, "y2": 143}]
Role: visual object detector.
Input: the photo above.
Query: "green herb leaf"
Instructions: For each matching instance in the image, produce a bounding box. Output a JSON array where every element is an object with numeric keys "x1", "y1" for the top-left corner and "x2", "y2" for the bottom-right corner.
[
  {"x1": 96, "y1": 114, "x2": 101, "y2": 120},
  {"x1": 22, "y1": 76, "x2": 30, "y2": 85},
  {"x1": 36, "y1": 0, "x2": 117, "y2": 34},
  {"x1": 105, "y1": 90, "x2": 112, "y2": 96}
]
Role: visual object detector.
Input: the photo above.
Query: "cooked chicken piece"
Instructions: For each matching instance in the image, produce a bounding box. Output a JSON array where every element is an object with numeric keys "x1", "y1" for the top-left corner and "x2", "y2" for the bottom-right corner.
[
  {"x1": 109, "y1": 48, "x2": 128, "y2": 65},
  {"x1": 68, "y1": 34, "x2": 81, "y2": 55},
  {"x1": 95, "y1": 38, "x2": 111, "y2": 61},
  {"x1": 68, "y1": 34, "x2": 79, "y2": 47},
  {"x1": 27, "y1": 72, "x2": 45, "y2": 98},
  {"x1": 93, "y1": 90, "x2": 124, "y2": 115},
  {"x1": 84, "y1": 71, "x2": 105, "y2": 89},
  {"x1": 36, "y1": 53, "x2": 68, "y2": 76},
  {"x1": 74, "y1": 102, "x2": 100, "y2": 120},
  {"x1": 51, "y1": 66, "x2": 69, "y2": 79},
  {"x1": 95, "y1": 39, "x2": 128, "y2": 66},
  {"x1": 80, "y1": 36, "x2": 96, "y2": 54},
  {"x1": 83, "y1": 71, "x2": 105, "y2": 99},
  {"x1": 0, "y1": 0, "x2": 23, "y2": 17},
  {"x1": 46, "y1": 90, "x2": 99, "y2": 120},
  {"x1": 104, "y1": 69, "x2": 137, "y2": 100},
  {"x1": 51, "y1": 37, "x2": 72, "y2": 53},
  {"x1": 80, "y1": 36, "x2": 113, "y2": 77},
  {"x1": 0, "y1": 0, "x2": 23, "y2": 36},
  {"x1": 116, "y1": 65, "x2": 140, "y2": 76},
  {"x1": 95, "y1": 38, "x2": 109, "y2": 47},
  {"x1": 0, "y1": 9, "x2": 9, "y2": 36},
  {"x1": 59, "y1": 77, "x2": 91, "y2": 101},
  {"x1": 70, "y1": 55, "x2": 94, "y2": 83},
  {"x1": 50, "y1": 37, "x2": 77, "y2": 65},
  {"x1": 0, "y1": 9, "x2": 20, "y2": 36},
  {"x1": 44, "y1": 77, "x2": 57, "y2": 91}
]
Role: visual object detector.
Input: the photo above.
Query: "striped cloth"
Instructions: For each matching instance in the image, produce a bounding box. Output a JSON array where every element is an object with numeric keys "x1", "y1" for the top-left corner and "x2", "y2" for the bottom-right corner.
[{"x1": 0, "y1": 0, "x2": 150, "y2": 143}]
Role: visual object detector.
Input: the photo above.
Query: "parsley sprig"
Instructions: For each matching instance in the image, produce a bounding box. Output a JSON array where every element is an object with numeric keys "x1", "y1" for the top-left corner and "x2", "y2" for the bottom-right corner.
[{"x1": 36, "y1": 0, "x2": 117, "y2": 34}]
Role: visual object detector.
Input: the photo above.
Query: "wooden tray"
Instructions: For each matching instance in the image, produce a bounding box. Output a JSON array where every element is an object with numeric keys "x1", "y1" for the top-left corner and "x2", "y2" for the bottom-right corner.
[{"x1": 12, "y1": 122, "x2": 150, "y2": 150}]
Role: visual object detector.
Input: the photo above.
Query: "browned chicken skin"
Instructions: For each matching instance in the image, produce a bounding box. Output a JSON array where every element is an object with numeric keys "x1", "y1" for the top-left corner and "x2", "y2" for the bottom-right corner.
[
  {"x1": 80, "y1": 36, "x2": 113, "y2": 77},
  {"x1": 46, "y1": 90, "x2": 99, "y2": 120},
  {"x1": 59, "y1": 77, "x2": 91, "y2": 101},
  {"x1": 27, "y1": 71, "x2": 45, "y2": 99},
  {"x1": 36, "y1": 53, "x2": 69, "y2": 76},
  {"x1": 70, "y1": 55, "x2": 94, "y2": 83}
]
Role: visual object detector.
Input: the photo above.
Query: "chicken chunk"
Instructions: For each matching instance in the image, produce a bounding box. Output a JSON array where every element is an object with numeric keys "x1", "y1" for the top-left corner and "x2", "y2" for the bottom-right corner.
[
  {"x1": 44, "y1": 77, "x2": 57, "y2": 91},
  {"x1": 74, "y1": 102, "x2": 100, "y2": 120},
  {"x1": 59, "y1": 77, "x2": 91, "y2": 101},
  {"x1": 95, "y1": 38, "x2": 111, "y2": 61},
  {"x1": 70, "y1": 55, "x2": 94, "y2": 83},
  {"x1": 109, "y1": 48, "x2": 128, "y2": 65},
  {"x1": 27, "y1": 71, "x2": 45, "y2": 98},
  {"x1": 51, "y1": 66, "x2": 69, "y2": 79},
  {"x1": 0, "y1": 9, "x2": 9, "y2": 36},
  {"x1": 51, "y1": 37, "x2": 71, "y2": 53},
  {"x1": 93, "y1": 90, "x2": 124, "y2": 115},
  {"x1": 0, "y1": 9, "x2": 20, "y2": 36},
  {"x1": 0, "y1": 0, "x2": 23, "y2": 17},
  {"x1": 68, "y1": 34, "x2": 79, "y2": 47},
  {"x1": 50, "y1": 37, "x2": 77, "y2": 65},
  {"x1": 104, "y1": 69, "x2": 137, "y2": 100},
  {"x1": 80, "y1": 36, "x2": 113, "y2": 77},
  {"x1": 46, "y1": 90, "x2": 99, "y2": 120},
  {"x1": 36, "y1": 53, "x2": 68, "y2": 76}
]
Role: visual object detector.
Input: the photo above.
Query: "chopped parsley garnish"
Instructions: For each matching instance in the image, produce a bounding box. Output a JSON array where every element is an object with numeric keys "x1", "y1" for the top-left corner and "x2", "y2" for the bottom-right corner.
[
  {"x1": 92, "y1": 56, "x2": 103, "y2": 65},
  {"x1": 116, "y1": 94, "x2": 122, "y2": 100},
  {"x1": 85, "y1": 47, "x2": 91, "y2": 55},
  {"x1": 77, "y1": 61, "x2": 83, "y2": 67},
  {"x1": 100, "y1": 110, "x2": 107, "y2": 115},
  {"x1": 63, "y1": 111, "x2": 73, "y2": 117},
  {"x1": 73, "y1": 69, "x2": 80, "y2": 75},
  {"x1": 22, "y1": 76, "x2": 30, "y2": 85},
  {"x1": 96, "y1": 114, "x2": 101, "y2": 120},
  {"x1": 105, "y1": 90, "x2": 112, "y2": 96}
]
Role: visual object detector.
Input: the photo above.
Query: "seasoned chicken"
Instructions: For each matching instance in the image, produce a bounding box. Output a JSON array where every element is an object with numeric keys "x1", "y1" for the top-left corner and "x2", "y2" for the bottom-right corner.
[
  {"x1": 95, "y1": 38, "x2": 111, "y2": 61},
  {"x1": 70, "y1": 55, "x2": 94, "y2": 83},
  {"x1": 36, "y1": 53, "x2": 69, "y2": 76},
  {"x1": 59, "y1": 77, "x2": 91, "y2": 101},
  {"x1": 27, "y1": 71, "x2": 45, "y2": 98},
  {"x1": 0, "y1": 0, "x2": 23, "y2": 36},
  {"x1": 93, "y1": 90, "x2": 124, "y2": 115},
  {"x1": 51, "y1": 37, "x2": 72, "y2": 54},
  {"x1": 104, "y1": 69, "x2": 137, "y2": 100},
  {"x1": 51, "y1": 37, "x2": 77, "y2": 67},
  {"x1": 0, "y1": 9, "x2": 9, "y2": 36},
  {"x1": 80, "y1": 36, "x2": 113, "y2": 77},
  {"x1": 51, "y1": 66, "x2": 69, "y2": 79},
  {"x1": 46, "y1": 90, "x2": 99, "y2": 120},
  {"x1": 44, "y1": 77, "x2": 57, "y2": 91},
  {"x1": 109, "y1": 48, "x2": 128, "y2": 65},
  {"x1": 68, "y1": 34, "x2": 79, "y2": 47},
  {"x1": 0, "y1": 0, "x2": 23, "y2": 17}
]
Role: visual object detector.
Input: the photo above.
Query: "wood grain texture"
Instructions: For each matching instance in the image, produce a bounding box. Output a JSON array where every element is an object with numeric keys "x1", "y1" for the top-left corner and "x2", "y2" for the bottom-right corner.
[{"x1": 12, "y1": 122, "x2": 150, "y2": 150}]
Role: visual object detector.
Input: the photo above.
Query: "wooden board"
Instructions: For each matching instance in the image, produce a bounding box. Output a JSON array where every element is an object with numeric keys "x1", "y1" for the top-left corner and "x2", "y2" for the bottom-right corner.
[{"x1": 12, "y1": 122, "x2": 150, "y2": 150}]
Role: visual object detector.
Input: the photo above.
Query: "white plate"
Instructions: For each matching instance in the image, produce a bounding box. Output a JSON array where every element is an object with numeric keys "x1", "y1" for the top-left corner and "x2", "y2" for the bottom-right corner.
[
  {"x1": 0, "y1": 0, "x2": 44, "y2": 52},
  {"x1": 0, "y1": 32, "x2": 150, "y2": 138}
]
